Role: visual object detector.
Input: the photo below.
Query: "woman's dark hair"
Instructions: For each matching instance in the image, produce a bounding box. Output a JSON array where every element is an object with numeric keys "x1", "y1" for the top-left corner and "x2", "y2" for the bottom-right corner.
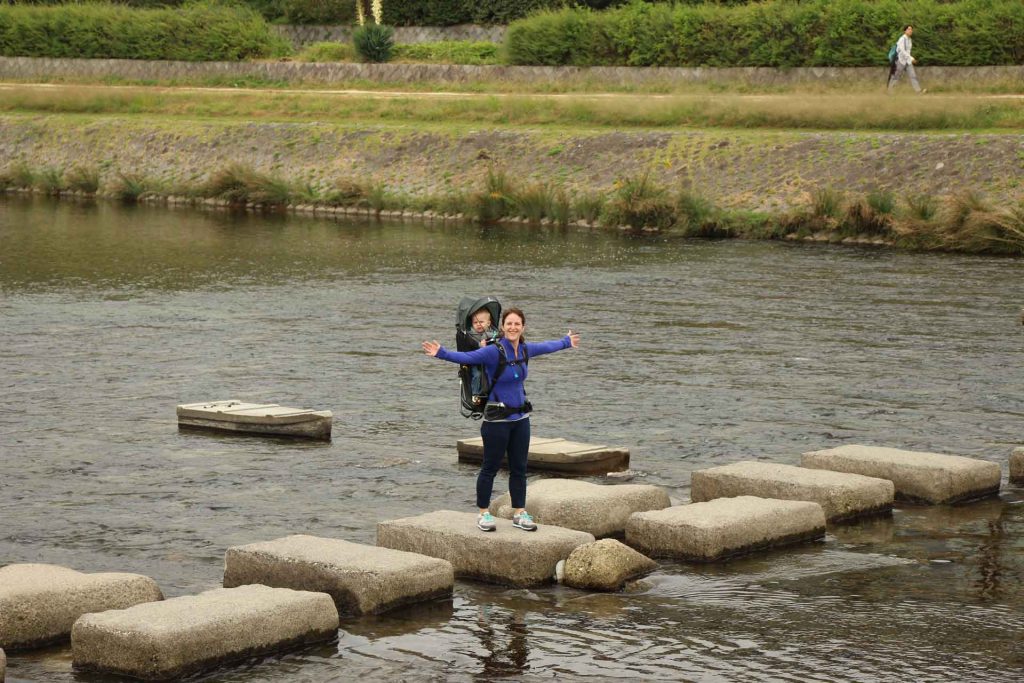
[{"x1": 904, "y1": 24, "x2": 913, "y2": 31}]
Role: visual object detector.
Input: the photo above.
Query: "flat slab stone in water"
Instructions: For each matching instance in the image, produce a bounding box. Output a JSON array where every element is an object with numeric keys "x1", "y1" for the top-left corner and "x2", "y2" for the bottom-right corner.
[
  {"x1": 72, "y1": 585, "x2": 339, "y2": 681},
  {"x1": 457, "y1": 436, "x2": 629, "y2": 475},
  {"x1": 0, "y1": 564, "x2": 163, "y2": 651},
  {"x1": 223, "y1": 534, "x2": 454, "y2": 615},
  {"x1": 801, "y1": 444, "x2": 1001, "y2": 504},
  {"x1": 489, "y1": 478, "x2": 671, "y2": 537},
  {"x1": 177, "y1": 400, "x2": 332, "y2": 440},
  {"x1": 1011, "y1": 447, "x2": 1024, "y2": 486},
  {"x1": 625, "y1": 496, "x2": 826, "y2": 562},
  {"x1": 690, "y1": 461, "x2": 894, "y2": 523},
  {"x1": 377, "y1": 510, "x2": 595, "y2": 587}
]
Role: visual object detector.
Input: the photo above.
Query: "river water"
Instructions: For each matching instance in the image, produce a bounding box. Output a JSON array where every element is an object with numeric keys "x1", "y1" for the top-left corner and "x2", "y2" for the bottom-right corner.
[{"x1": 1, "y1": 197, "x2": 1022, "y2": 682}]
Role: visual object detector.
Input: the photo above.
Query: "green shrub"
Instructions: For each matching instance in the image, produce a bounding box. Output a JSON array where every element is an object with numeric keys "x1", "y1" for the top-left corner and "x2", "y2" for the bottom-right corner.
[
  {"x1": 35, "y1": 166, "x2": 65, "y2": 195},
  {"x1": 324, "y1": 179, "x2": 368, "y2": 206},
  {"x1": 283, "y1": 0, "x2": 355, "y2": 25},
  {"x1": 353, "y1": 23, "x2": 394, "y2": 63},
  {"x1": 393, "y1": 41, "x2": 500, "y2": 65},
  {"x1": 506, "y1": 0, "x2": 1024, "y2": 67},
  {"x1": 573, "y1": 192, "x2": 605, "y2": 224},
  {"x1": 381, "y1": 0, "x2": 625, "y2": 27},
  {"x1": 112, "y1": 172, "x2": 150, "y2": 203},
  {"x1": 473, "y1": 167, "x2": 515, "y2": 223},
  {"x1": 7, "y1": 161, "x2": 36, "y2": 189},
  {"x1": 603, "y1": 173, "x2": 675, "y2": 231},
  {"x1": 67, "y1": 165, "x2": 101, "y2": 193},
  {"x1": 513, "y1": 183, "x2": 553, "y2": 223},
  {"x1": 296, "y1": 41, "x2": 355, "y2": 62},
  {"x1": 0, "y1": 2, "x2": 291, "y2": 61}
]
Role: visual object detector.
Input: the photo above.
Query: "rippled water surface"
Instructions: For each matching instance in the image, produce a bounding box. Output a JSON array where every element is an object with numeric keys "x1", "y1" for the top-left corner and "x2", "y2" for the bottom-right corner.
[{"x1": 2, "y1": 198, "x2": 1023, "y2": 682}]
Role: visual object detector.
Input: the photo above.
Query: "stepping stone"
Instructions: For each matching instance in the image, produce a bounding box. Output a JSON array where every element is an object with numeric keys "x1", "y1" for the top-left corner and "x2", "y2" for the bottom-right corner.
[
  {"x1": 223, "y1": 534, "x2": 454, "y2": 616},
  {"x1": 0, "y1": 564, "x2": 162, "y2": 651},
  {"x1": 1011, "y1": 447, "x2": 1024, "y2": 486},
  {"x1": 72, "y1": 585, "x2": 339, "y2": 680},
  {"x1": 457, "y1": 436, "x2": 629, "y2": 475},
  {"x1": 625, "y1": 496, "x2": 826, "y2": 562},
  {"x1": 802, "y1": 445, "x2": 1001, "y2": 504},
  {"x1": 377, "y1": 510, "x2": 594, "y2": 587},
  {"x1": 562, "y1": 539, "x2": 657, "y2": 592},
  {"x1": 489, "y1": 479, "x2": 671, "y2": 537},
  {"x1": 177, "y1": 400, "x2": 332, "y2": 440},
  {"x1": 690, "y1": 461, "x2": 894, "y2": 523}
]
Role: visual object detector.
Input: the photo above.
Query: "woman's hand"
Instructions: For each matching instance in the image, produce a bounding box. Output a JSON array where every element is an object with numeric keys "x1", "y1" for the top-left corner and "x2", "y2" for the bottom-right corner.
[
  {"x1": 422, "y1": 341, "x2": 441, "y2": 357},
  {"x1": 567, "y1": 330, "x2": 580, "y2": 348}
]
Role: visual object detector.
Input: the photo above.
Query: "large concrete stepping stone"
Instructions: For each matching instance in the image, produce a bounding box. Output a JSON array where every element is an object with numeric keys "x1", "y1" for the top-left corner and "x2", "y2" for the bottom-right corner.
[
  {"x1": 802, "y1": 444, "x2": 1001, "y2": 504},
  {"x1": 72, "y1": 585, "x2": 339, "y2": 680},
  {"x1": 489, "y1": 479, "x2": 671, "y2": 537},
  {"x1": 377, "y1": 510, "x2": 595, "y2": 587},
  {"x1": 457, "y1": 436, "x2": 629, "y2": 475},
  {"x1": 1011, "y1": 447, "x2": 1024, "y2": 486},
  {"x1": 223, "y1": 534, "x2": 454, "y2": 615},
  {"x1": 690, "y1": 461, "x2": 894, "y2": 523},
  {"x1": 562, "y1": 539, "x2": 657, "y2": 592},
  {"x1": 626, "y1": 496, "x2": 826, "y2": 562},
  {"x1": 0, "y1": 564, "x2": 163, "y2": 651}
]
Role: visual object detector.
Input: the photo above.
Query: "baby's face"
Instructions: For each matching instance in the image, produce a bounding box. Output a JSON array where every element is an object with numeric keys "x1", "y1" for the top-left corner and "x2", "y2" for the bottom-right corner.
[{"x1": 471, "y1": 313, "x2": 492, "y2": 333}]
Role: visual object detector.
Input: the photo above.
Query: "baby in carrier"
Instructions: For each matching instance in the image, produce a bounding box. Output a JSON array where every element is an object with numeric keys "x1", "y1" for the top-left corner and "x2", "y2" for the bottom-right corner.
[{"x1": 467, "y1": 306, "x2": 499, "y2": 398}]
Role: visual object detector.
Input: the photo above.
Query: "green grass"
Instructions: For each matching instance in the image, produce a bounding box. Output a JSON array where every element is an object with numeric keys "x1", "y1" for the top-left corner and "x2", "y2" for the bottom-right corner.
[{"x1": 1, "y1": 84, "x2": 1022, "y2": 131}]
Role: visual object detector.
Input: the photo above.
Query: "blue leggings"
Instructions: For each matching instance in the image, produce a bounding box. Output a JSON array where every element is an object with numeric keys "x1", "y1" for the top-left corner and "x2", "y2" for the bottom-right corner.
[{"x1": 477, "y1": 418, "x2": 530, "y2": 509}]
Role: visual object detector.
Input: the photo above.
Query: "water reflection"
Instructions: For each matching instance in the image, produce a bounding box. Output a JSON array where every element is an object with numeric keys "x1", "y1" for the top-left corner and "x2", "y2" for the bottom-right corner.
[{"x1": 2, "y1": 197, "x2": 1024, "y2": 682}]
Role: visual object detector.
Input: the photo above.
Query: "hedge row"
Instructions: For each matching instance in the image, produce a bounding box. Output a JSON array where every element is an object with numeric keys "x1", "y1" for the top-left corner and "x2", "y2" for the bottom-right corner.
[
  {"x1": 506, "y1": 0, "x2": 1024, "y2": 67},
  {"x1": 379, "y1": 0, "x2": 625, "y2": 27},
  {"x1": 5, "y1": 0, "x2": 621, "y2": 25},
  {"x1": 0, "y1": 2, "x2": 290, "y2": 60}
]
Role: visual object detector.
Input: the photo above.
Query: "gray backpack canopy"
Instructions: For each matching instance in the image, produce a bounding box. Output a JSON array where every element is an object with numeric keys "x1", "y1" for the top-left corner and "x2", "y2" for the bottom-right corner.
[{"x1": 455, "y1": 295, "x2": 501, "y2": 418}]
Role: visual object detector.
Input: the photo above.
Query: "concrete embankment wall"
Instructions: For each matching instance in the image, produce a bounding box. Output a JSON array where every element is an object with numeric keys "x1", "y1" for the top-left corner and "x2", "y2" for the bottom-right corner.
[
  {"x1": 2, "y1": 115, "x2": 1022, "y2": 212},
  {"x1": 1, "y1": 56, "x2": 1022, "y2": 89}
]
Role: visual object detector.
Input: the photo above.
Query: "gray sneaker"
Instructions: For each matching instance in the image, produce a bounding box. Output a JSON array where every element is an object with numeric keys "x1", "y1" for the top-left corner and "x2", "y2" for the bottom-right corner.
[
  {"x1": 512, "y1": 511, "x2": 537, "y2": 531},
  {"x1": 477, "y1": 512, "x2": 497, "y2": 532}
]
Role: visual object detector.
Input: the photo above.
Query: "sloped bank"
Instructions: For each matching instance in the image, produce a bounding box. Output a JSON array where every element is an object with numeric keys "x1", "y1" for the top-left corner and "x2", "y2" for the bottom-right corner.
[{"x1": 2, "y1": 114, "x2": 1022, "y2": 253}]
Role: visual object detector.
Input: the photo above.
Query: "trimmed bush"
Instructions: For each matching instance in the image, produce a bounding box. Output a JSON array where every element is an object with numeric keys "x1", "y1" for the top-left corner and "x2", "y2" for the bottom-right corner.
[
  {"x1": 0, "y1": 2, "x2": 291, "y2": 61},
  {"x1": 382, "y1": 1, "x2": 626, "y2": 27},
  {"x1": 506, "y1": 0, "x2": 1024, "y2": 67}
]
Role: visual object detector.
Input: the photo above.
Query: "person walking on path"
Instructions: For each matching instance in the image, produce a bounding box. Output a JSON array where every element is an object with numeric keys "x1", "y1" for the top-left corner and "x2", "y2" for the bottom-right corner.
[
  {"x1": 422, "y1": 307, "x2": 579, "y2": 532},
  {"x1": 888, "y1": 25, "x2": 926, "y2": 93}
]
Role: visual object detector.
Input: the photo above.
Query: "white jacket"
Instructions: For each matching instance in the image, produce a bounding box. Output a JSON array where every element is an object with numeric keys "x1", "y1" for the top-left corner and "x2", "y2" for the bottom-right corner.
[{"x1": 896, "y1": 34, "x2": 914, "y2": 66}]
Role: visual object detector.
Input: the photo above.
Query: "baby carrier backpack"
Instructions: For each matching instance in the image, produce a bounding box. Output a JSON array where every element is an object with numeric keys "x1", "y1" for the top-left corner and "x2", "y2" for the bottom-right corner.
[{"x1": 456, "y1": 296, "x2": 501, "y2": 419}]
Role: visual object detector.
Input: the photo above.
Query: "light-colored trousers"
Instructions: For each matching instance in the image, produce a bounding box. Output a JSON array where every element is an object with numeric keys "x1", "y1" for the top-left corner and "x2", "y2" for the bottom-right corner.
[{"x1": 888, "y1": 62, "x2": 921, "y2": 92}]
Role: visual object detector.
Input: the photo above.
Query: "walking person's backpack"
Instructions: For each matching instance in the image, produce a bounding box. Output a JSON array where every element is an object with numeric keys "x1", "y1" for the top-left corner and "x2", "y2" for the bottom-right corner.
[{"x1": 887, "y1": 42, "x2": 898, "y2": 65}]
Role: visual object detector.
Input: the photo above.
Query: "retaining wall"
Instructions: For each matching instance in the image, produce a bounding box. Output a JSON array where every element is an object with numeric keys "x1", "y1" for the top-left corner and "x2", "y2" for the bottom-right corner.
[{"x1": 1, "y1": 56, "x2": 1022, "y2": 89}]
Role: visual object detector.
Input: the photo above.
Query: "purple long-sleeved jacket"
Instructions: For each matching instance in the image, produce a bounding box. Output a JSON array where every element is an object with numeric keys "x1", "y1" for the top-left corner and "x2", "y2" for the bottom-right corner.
[{"x1": 436, "y1": 335, "x2": 572, "y2": 420}]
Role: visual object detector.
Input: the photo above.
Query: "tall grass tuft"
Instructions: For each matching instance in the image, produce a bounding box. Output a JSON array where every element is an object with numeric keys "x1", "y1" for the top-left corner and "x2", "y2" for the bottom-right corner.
[
  {"x1": 35, "y1": 166, "x2": 65, "y2": 195},
  {"x1": 7, "y1": 161, "x2": 35, "y2": 189},
  {"x1": 66, "y1": 165, "x2": 101, "y2": 193},
  {"x1": 551, "y1": 188, "x2": 572, "y2": 227},
  {"x1": 112, "y1": 172, "x2": 150, "y2": 203},
  {"x1": 811, "y1": 187, "x2": 844, "y2": 220},
  {"x1": 904, "y1": 193, "x2": 938, "y2": 221},
  {"x1": 473, "y1": 167, "x2": 515, "y2": 224},
  {"x1": 603, "y1": 173, "x2": 675, "y2": 231},
  {"x1": 675, "y1": 189, "x2": 724, "y2": 236},
  {"x1": 514, "y1": 183, "x2": 553, "y2": 223},
  {"x1": 323, "y1": 179, "x2": 368, "y2": 207},
  {"x1": 573, "y1": 192, "x2": 605, "y2": 224},
  {"x1": 203, "y1": 164, "x2": 292, "y2": 207}
]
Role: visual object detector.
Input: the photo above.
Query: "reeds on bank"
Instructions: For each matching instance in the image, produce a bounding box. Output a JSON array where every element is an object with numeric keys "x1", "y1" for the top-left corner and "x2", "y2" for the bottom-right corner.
[{"x1": 2, "y1": 161, "x2": 1022, "y2": 256}]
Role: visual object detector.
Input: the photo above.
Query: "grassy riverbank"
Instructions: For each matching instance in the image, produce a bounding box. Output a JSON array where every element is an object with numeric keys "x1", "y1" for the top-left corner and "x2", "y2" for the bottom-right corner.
[
  {"x1": 2, "y1": 83, "x2": 1023, "y2": 131},
  {"x1": 1, "y1": 83, "x2": 1021, "y2": 255}
]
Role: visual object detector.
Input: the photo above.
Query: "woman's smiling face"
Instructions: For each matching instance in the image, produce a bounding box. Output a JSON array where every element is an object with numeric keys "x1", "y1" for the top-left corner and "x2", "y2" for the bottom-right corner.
[{"x1": 502, "y1": 312, "x2": 524, "y2": 341}]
